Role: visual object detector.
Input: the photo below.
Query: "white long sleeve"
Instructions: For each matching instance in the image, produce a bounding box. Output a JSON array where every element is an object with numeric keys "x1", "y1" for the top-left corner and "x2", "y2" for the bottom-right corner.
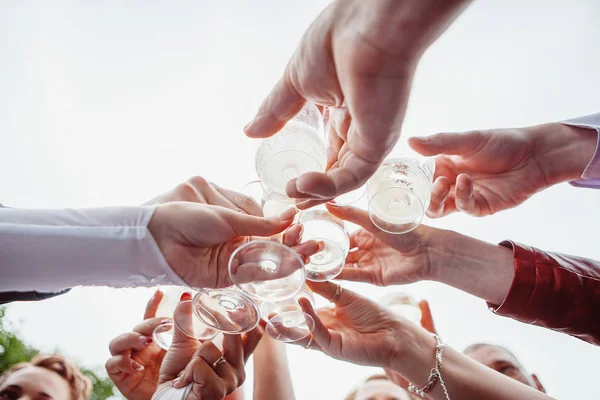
[{"x1": 0, "y1": 206, "x2": 186, "y2": 292}]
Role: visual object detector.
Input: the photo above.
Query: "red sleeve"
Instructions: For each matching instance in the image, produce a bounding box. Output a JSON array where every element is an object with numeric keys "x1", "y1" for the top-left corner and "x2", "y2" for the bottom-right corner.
[{"x1": 487, "y1": 241, "x2": 600, "y2": 346}]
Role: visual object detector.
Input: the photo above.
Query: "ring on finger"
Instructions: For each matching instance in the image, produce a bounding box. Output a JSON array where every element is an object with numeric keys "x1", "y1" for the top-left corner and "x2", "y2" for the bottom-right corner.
[
  {"x1": 212, "y1": 356, "x2": 226, "y2": 369},
  {"x1": 330, "y1": 285, "x2": 343, "y2": 303}
]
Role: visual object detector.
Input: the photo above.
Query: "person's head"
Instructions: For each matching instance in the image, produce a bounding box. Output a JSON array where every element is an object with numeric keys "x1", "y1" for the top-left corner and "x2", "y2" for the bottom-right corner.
[
  {"x1": 464, "y1": 343, "x2": 545, "y2": 392},
  {"x1": 0, "y1": 354, "x2": 91, "y2": 400},
  {"x1": 345, "y1": 374, "x2": 415, "y2": 400}
]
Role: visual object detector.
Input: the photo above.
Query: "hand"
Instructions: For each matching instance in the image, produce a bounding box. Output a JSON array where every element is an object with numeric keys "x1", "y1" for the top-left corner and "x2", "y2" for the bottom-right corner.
[
  {"x1": 244, "y1": 0, "x2": 470, "y2": 205},
  {"x1": 148, "y1": 203, "x2": 301, "y2": 288},
  {"x1": 409, "y1": 123, "x2": 597, "y2": 217},
  {"x1": 326, "y1": 203, "x2": 437, "y2": 286},
  {"x1": 105, "y1": 290, "x2": 170, "y2": 400},
  {"x1": 146, "y1": 176, "x2": 262, "y2": 216},
  {"x1": 293, "y1": 281, "x2": 427, "y2": 370},
  {"x1": 158, "y1": 295, "x2": 263, "y2": 400}
]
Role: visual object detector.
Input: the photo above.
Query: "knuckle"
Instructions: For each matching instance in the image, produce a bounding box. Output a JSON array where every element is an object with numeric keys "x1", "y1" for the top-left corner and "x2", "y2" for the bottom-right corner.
[
  {"x1": 175, "y1": 182, "x2": 197, "y2": 200},
  {"x1": 188, "y1": 175, "x2": 210, "y2": 189}
]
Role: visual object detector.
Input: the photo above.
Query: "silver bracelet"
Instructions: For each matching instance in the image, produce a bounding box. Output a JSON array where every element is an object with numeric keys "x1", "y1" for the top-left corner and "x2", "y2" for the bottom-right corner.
[{"x1": 408, "y1": 334, "x2": 450, "y2": 400}]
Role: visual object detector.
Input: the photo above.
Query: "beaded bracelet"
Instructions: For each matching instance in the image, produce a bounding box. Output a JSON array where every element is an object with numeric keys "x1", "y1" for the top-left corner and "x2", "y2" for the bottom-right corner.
[{"x1": 408, "y1": 334, "x2": 450, "y2": 400}]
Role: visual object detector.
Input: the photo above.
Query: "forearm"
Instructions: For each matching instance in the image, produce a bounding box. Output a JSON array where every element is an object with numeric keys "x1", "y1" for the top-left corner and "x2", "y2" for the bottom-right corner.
[
  {"x1": 427, "y1": 228, "x2": 514, "y2": 305},
  {"x1": 390, "y1": 332, "x2": 552, "y2": 400},
  {"x1": 252, "y1": 336, "x2": 295, "y2": 400},
  {"x1": 0, "y1": 207, "x2": 184, "y2": 292}
]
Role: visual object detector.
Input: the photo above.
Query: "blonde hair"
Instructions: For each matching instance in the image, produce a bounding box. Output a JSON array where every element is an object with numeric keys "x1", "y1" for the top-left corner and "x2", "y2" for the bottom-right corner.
[{"x1": 0, "y1": 354, "x2": 92, "y2": 400}]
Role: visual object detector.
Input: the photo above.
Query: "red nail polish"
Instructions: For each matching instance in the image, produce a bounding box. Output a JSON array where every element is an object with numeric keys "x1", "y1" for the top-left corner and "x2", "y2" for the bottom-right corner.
[{"x1": 180, "y1": 292, "x2": 192, "y2": 301}]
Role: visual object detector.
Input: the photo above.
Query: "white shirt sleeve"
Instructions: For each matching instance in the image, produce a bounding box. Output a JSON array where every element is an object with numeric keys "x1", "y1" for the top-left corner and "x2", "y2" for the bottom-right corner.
[{"x1": 0, "y1": 206, "x2": 187, "y2": 292}]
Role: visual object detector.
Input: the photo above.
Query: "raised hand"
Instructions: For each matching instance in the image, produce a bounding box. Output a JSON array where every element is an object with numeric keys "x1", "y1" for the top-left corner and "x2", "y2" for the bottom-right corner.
[
  {"x1": 105, "y1": 290, "x2": 170, "y2": 400},
  {"x1": 409, "y1": 122, "x2": 597, "y2": 217},
  {"x1": 245, "y1": 0, "x2": 470, "y2": 204}
]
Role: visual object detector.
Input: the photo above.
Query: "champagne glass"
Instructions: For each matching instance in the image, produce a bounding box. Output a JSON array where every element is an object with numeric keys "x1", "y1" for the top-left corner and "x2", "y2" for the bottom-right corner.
[
  {"x1": 259, "y1": 286, "x2": 316, "y2": 342},
  {"x1": 298, "y1": 208, "x2": 350, "y2": 281},
  {"x1": 241, "y1": 180, "x2": 294, "y2": 218},
  {"x1": 191, "y1": 241, "x2": 307, "y2": 334},
  {"x1": 366, "y1": 157, "x2": 434, "y2": 234},
  {"x1": 380, "y1": 292, "x2": 422, "y2": 325},
  {"x1": 255, "y1": 102, "x2": 326, "y2": 202}
]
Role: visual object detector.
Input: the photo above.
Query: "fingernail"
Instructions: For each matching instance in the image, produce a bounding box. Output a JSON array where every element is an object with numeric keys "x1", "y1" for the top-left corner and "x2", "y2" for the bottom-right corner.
[
  {"x1": 132, "y1": 361, "x2": 144, "y2": 371},
  {"x1": 160, "y1": 318, "x2": 172, "y2": 325},
  {"x1": 277, "y1": 207, "x2": 297, "y2": 221},
  {"x1": 244, "y1": 117, "x2": 256, "y2": 132},
  {"x1": 180, "y1": 292, "x2": 192, "y2": 301},
  {"x1": 317, "y1": 241, "x2": 325, "y2": 251},
  {"x1": 172, "y1": 377, "x2": 181, "y2": 387},
  {"x1": 140, "y1": 336, "x2": 152, "y2": 345},
  {"x1": 298, "y1": 225, "x2": 304, "y2": 238}
]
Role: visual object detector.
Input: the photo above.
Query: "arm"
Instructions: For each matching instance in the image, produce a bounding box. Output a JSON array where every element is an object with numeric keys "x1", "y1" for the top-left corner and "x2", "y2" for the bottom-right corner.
[
  {"x1": 252, "y1": 335, "x2": 295, "y2": 400},
  {"x1": 0, "y1": 206, "x2": 184, "y2": 292},
  {"x1": 430, "y1": 231, "x2": 600, "y2": 345},
  {"x1": 296, "y1": 281, "x2": 552, "y2": 400}
]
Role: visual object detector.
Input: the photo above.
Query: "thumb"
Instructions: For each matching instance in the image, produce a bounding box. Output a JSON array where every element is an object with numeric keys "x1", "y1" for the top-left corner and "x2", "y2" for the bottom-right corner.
[
  {"x1": 244, "y1": 70, "x2": 306, "y2": 138},
  {"x1": 221, "y1": 207, "x2": 298, "y2": 237},
  {"x1": 408, "y1": 131, "x2": 484, "y2": 157}
]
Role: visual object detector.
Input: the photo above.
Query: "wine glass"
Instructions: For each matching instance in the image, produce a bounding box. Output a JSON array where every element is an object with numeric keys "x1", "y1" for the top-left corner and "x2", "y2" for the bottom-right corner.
[
  {"x1": 241, "y1": 180, "x2": 294, "y2": 218},
  {"x1": 190, "y1": 241, "x2": 307, "y2": 335},
  {"x1": 259, "y1": 286, "x2": 316, "y2": 342},
  {"x1": 255, "y1": 102, "x2": 327, "y2": 202},
  {"x1": 380, "y1": 292, "x2": 422, "y2": 325},
  {"x1": 152, "y1": 289, "x2": 219, "y2": 350},
  {"x1": 298, "y1": 208, "x2": 350, "y2": 281},
  {"x1": 366, "y1": 157, "x2": 435, "y2": 234}
]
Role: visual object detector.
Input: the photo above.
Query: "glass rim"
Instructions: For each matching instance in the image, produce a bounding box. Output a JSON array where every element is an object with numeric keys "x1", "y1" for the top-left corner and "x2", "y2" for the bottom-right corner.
[
  {"x1": 228, "y1": 240, "x2": 306, "y2": 302},
  {"x1": 258, "y1": 149, "x2": 325, "y2": 203},
  {"x1": 367, "y1": 186, "x2": 424, "y2": 234},
  {"x1": 191, "y1": 288, "x2": 261, "y2": 334},
  {"x1": 172, "y1": 299, "x2": 219, "y2": 341},
  {"x1": 265, "y1": 311, "x2": 316, "y2": 343}
]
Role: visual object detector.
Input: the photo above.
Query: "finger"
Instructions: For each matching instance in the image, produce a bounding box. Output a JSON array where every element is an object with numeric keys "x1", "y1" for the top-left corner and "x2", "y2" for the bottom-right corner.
[
  {"x1": 455, "y1": 174, "x2": 476, "y2": 213},
  {"x1": 241, "y1": 326, "x2": 264, "y2": 363},
  {"x1": 282, "y1": 224, "x2": 303, "y2": 247},
  {"x1": 213, "y1": 184, "x2": 263, "y2": 216},
  {"x1": 105, "y1": 355, "x2": 144, "y2": 375},
  {"x1": 172, "y1": 294, "x2": 199, "y2": 346},
  {"x1": 294, "y1": 198, "x2": 328, "y2": 210},
  {"x1": 336, "y1": 264, "x2": 378, "y2": 284},
  {"x1": 173, "y1": 358, "x2": 223, "y2": 398},
  {"x1": 244, "y1": 71, "x2": 306, "y2": 138},
  {"x1": 326, "y1": 203, "x2": 378, "y2": 233},
  {"x1": 292, "y1": 239, "x2": 321, "y2": 260},
  {"x1": 222, "y1": 334, "x2": 244, "y2": 370},
  {"x1": 109, "y1": 332, "x2": 153, "y2": 356},
  {"x1": 426, "y1": 176, "x2": 452, "y2": 218},
  {"x1": 144, "y1": 289, "x2": 164, "y2": 319},
  {"x1": 196, "y1": 341, "x2": 224, "y2": 367},
  {"x1": 133, "y1": 316, "x2": 173, "y2": 337},
  {"x1": 305, "y1": 281, "x2": 354, "y2": 307},
  {"x1": 298, "y1": 297, "x2": 332, "y2": 350},
  {"x1": 418, "y1": 300, "x2": 437, "y2": 334},
  {"x1": 221, "y1": 207, "x2": 297, "y2": 237},
  {"x1": 408, "y1": 131, "x2": 485, "y2": 157}
]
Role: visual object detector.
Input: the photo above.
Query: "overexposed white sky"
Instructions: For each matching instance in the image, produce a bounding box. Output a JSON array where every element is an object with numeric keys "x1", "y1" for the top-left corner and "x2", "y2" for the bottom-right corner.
[{"x1": 1, "y1": 1, "x2": 600, "y2": 399}]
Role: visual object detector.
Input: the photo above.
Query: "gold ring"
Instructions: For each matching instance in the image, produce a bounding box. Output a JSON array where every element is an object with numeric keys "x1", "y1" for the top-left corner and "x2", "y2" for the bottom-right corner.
[
  {"x1": 304, "y1": 336, "x2": 313, "y2": 349},
  {"x1": 330, "y1": 285, "x2": 343, "y2": 303},
  {"x1": 212, "y1": 356, "x2": 226, "y2": 369}
]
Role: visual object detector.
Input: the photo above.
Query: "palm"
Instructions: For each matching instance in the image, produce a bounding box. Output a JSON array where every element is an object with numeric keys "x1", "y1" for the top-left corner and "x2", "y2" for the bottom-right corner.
[
  {"x1": 316, "y1": 296, "x2": 403, "y2": 369},
  {"x1": 342, "y1": 228, "x2": 430, "y2": 286},
  {"x1": 434, "y1": 130, "x2": 545, "y2": 216},
  {"x1": 112, "y1": 344, "x2": 165, "y2": 400}
]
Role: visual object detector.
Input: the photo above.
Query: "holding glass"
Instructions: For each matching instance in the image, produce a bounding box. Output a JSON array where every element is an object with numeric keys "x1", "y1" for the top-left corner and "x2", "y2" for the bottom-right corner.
[{"x1": 367, "y1": 157, "x2": 435, "y2": 234}]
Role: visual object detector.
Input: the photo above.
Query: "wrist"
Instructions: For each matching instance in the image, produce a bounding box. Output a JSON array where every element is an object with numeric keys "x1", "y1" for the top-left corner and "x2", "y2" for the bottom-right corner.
[
  {"x1": 388, "y1": 325, "x2": 438, "y2": 384},
  {"x1": 530, "y1": 122, "x2": 598, "y2": 185},
  {"x1": 427, "y1": 229, "x2": 514, "y2": 305}
]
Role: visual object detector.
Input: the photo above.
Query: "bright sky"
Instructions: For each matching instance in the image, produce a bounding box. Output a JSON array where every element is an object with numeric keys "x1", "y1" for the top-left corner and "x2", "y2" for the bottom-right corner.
[{"x1": 1, "y1": 1, "x2": 600, "y2": 399}]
